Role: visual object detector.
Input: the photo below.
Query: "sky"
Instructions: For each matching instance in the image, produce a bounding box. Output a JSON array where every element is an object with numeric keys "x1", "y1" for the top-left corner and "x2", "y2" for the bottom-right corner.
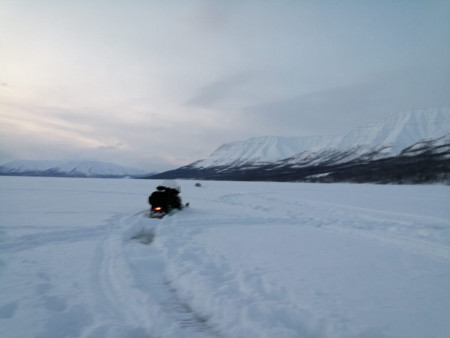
[{"x1": 1, "y1": 0, "x2": 449, "y2": 172}]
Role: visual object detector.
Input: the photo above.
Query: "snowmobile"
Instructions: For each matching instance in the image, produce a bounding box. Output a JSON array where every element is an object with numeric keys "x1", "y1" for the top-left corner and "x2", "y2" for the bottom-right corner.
[{"x1": 148, "y1": 180, "x2": 188, "y2": 219}]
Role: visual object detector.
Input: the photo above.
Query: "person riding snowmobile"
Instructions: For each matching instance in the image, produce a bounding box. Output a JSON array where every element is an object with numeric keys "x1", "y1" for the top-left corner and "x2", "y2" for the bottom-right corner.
[{"x1": 148, "y1": 180, "x2": 182, "y2": 214}]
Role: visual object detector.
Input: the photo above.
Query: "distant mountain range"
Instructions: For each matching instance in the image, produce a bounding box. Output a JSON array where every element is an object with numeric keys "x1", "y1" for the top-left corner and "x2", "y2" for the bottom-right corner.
[
  {"x1": 0, "y1": 160, "x2": 153, "y2": 178},
  {"x1": 150, "y1": 108, "x2": 450, "y2": 184}
]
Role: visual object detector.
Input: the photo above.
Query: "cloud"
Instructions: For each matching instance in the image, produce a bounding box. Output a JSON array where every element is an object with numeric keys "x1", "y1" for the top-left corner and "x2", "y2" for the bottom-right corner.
[
  {"x1": 244, "y1": 66, "x2": 450, "y2": 137},
  {"x1": 97, "y1": 143, "x2": 125, "y2": 151},
  {"x1": 186, "y1": 72, "x2": 257, "y2": 107},
  {"x1": 1, "y1": 1, "x2": 449, "y2": 171},
  {"x1": 185, "y1": 0, "x2": 232, "y2": 34}
]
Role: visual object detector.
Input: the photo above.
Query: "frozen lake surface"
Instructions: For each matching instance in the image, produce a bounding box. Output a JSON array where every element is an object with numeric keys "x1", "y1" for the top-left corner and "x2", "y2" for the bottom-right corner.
[{"x1": 1, "y1": 177, "x2": 449, "y2": 337}]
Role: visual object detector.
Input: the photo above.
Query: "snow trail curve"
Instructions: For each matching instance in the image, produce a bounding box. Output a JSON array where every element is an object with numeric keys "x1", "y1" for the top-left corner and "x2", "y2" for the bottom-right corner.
[{"x1": 89, "y1": 211, "x2": 221, "y2": 338}]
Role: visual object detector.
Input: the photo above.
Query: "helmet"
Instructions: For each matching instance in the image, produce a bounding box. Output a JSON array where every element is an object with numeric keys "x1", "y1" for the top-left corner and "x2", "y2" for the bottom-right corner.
[{"x1": 161, "y1": 180, "x2": 181, "y2": 193}]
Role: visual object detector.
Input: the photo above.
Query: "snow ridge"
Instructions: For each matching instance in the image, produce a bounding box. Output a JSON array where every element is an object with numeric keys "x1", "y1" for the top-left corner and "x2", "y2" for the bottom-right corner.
[{"x1": 194, "y1": 108, "x2": 450, "y2": 168}]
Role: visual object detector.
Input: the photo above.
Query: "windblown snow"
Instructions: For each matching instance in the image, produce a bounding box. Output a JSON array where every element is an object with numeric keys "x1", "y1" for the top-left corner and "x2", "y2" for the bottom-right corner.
[
  {"x1": 1, "y1": 177, "x2": 449, "y2": 338},
  {"x1": 195, "y1": 108, "x2": 450, "y2": 167}
]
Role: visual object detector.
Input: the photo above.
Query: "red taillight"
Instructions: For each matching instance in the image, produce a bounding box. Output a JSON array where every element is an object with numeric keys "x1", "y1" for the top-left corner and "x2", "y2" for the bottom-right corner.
[{"x1": 154, "y1": 206, "x2": 162, "y2": 211}]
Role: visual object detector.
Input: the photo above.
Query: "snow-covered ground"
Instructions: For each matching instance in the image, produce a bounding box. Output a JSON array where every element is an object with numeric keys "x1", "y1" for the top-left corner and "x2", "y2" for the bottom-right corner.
[{"x1": 1, "y1": 177, "x2": 449, "y2": 338}]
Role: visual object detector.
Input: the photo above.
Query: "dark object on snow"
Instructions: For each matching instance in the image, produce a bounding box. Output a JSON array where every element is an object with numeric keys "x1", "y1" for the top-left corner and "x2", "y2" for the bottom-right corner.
[
  {"x1": 149, "y1": 190, "x2": 170, "y2": 212},
  {"x1": 195, "y1": 182, "x2": 202, "y2": 187},
  {"x1": 148, "y1": 180, "x2": 183, "y2": 218}
]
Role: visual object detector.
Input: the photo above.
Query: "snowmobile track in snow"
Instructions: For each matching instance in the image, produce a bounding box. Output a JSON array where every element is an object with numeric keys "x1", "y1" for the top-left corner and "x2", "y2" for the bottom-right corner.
[
  {"x1": 219, "y1": 191, "x2": 450, "y2": 262},
  {"x1": 89, "y1": 211, "x2": 221, "y2": 337}
]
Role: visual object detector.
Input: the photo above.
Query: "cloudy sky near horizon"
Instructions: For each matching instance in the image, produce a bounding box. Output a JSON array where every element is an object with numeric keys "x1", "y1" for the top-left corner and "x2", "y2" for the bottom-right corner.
[{"x1": 1, "y1": 0, "x2": 449, "y2": 171}]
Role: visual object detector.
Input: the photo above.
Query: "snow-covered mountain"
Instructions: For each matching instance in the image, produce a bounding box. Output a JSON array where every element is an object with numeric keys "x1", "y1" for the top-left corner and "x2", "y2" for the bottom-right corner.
[
  {"x1": 0, "y1": 160, "x2": 152, "y2": 178},
  {"x1": 151, "y1": 108, "x2": 450, "y2": 183},
  {"x1": 194, "y1": 108, "x2": 450, "y2": 168}
]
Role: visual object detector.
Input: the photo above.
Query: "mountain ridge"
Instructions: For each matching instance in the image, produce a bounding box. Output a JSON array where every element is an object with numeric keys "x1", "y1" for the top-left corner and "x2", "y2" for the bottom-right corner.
[
  {"x1": 0, "y1": 160, "x2": 153, "y2": 178},
  {"x1": 150, "y1": 108, "x2": 450, "y2": 183},
  {"x1": 194, "y1": 108, "x2": 450, "y2": 168}
]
